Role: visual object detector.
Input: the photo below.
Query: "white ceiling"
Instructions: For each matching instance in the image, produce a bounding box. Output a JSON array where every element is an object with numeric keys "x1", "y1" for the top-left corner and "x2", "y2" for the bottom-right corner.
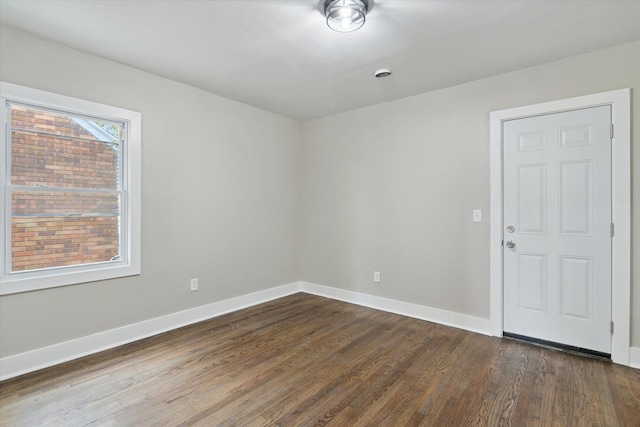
[{"x1": 1, "y1": 0, "x2": 639, "y2": 121}]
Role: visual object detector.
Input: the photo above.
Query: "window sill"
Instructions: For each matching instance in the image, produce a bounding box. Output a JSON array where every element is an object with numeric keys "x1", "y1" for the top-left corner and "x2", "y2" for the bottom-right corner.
[{"x1": 0, "y1": 262, "x2": 141, "y2": 295}]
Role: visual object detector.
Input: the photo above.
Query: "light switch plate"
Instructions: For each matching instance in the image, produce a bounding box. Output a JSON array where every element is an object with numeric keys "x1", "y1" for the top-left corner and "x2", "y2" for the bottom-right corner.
[{"x1": 473, "y1": 210, "x2": 482, "y2": 222}]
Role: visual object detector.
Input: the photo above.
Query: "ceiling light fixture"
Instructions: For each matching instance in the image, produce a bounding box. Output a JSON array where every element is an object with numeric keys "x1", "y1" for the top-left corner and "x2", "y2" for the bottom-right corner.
[{"x1": 324, "y1": 0, "x2": 369, "y2": 33}]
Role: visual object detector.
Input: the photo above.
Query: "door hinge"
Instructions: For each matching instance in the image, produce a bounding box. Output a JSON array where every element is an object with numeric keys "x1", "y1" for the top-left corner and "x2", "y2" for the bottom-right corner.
[
  {"x1": 610, "y1": 321, "x2": 614, "y2": 334},
  {"x1": 610, "y1": 223, "x2": 614, "y2": 237},
  {"x1": 610, "y1": 124, "x2": 614, "y2": 139}
]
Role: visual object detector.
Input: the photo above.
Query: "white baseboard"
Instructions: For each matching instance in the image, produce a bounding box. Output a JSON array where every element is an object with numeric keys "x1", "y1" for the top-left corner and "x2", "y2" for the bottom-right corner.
[
  {"x1": 300, "y1": 282, "x2": 492, "y2": 336},
  {"x1": 0, "y1": 282, "x2": 300, "y2": 381},
  {"x1": 11, "y1": 281, "x2": 628, "y2": 381},
  {"x1": 630, "y1": 347, "x2": 640, "y2": 369}
]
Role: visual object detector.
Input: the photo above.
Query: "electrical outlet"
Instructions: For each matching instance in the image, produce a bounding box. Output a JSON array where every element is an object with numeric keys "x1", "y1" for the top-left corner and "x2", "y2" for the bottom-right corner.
[
  {"x1": 373, "y1": 271, "x2": 381, "y2": 283},
  {"x1": 190, "y1": 278, "x2": 199, "y2": 291}
]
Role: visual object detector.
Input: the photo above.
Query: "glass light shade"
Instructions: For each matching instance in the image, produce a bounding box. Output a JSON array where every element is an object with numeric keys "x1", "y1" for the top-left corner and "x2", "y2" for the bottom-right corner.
[{"x1": 324, "y1": 0, "x2": 368, "y2": 33}]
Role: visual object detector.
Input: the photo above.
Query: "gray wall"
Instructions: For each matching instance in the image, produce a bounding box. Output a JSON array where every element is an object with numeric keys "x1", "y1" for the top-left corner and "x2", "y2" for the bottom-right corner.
[
  {"x1": 1, "y1": 24, "x2": 638, "y2": 359},
  {"x1": 299, "y1": 41, "x2": 640, "y2": 346},
  {"x1": 0, "y1": 26, "x2": 301, "y2": 357}
]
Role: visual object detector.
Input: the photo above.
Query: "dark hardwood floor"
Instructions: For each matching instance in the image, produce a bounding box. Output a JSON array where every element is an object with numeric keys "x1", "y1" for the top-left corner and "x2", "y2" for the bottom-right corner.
[{"x1": 1, "y1": 293, "x2": 638, "y2": 426}]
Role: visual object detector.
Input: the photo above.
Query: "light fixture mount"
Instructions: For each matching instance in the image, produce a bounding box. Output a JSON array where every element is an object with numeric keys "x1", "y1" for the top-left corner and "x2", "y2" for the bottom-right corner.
[{"x1": 324, "y1": 0, "x2": 369, "y2": 33}]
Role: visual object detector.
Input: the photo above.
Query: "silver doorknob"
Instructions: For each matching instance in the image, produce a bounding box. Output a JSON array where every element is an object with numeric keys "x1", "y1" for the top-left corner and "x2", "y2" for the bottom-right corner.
[{"x1": 506, "y1": 240, "x2": 516, "y2": 248}]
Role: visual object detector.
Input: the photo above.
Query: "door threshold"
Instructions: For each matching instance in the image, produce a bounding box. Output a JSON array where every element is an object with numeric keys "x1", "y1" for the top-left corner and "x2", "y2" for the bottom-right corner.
[{"x1": 503, "y1": 332, "x2": 611, "y2": 361}]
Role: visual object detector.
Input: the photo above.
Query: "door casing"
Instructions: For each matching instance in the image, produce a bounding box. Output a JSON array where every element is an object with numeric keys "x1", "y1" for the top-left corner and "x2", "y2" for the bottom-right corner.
[{"x1": 489, "y1": 89, "x2": 631, "y2": 366}]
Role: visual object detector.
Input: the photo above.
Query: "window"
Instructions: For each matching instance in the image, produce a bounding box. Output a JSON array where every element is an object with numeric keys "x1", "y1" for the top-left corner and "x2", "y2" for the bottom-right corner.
[{"x1": 1, "y1": 82, "x2": 141, "y2": 294}]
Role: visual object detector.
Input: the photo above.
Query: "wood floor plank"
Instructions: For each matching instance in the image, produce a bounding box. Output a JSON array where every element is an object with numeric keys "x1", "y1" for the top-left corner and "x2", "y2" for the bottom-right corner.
[
  {"x1": 606, "y1": 361, "x2": 640, "y2": 427},
  {"x1": 509, "y1": 347, "x2": 555, "y2": 426},
  {"x1": 1, "y1": 293, "x2": 638, "y2": 426}
]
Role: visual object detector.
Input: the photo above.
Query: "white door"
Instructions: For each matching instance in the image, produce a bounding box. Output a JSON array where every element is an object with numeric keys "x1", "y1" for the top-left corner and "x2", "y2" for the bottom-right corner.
[{"x1": 502, "y1": 106, "x2": 612, "y2": 354}]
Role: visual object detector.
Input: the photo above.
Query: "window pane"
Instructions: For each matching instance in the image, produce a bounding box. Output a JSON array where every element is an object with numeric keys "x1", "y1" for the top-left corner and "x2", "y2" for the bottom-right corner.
[
  {"x1": 10, "y1": 104, "x2": 120, "y2": 190},
  {"x1": 11, "y1": 191, "x2": 121, "y2": 272}
]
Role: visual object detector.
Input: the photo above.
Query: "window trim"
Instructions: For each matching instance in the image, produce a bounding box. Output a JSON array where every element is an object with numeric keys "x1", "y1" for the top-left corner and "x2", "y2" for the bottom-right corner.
[{"x1": 0, "y1": 82, "x2": 141, "y2": 295}]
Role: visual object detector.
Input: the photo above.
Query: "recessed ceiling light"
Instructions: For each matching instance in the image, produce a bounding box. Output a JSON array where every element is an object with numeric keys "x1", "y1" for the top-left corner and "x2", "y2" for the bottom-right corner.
[{"x1": 374, "y1": 69, "x2": 392, "y2": 78}]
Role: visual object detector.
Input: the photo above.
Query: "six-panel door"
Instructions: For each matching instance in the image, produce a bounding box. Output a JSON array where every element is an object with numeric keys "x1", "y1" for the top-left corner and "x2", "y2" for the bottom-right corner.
[{"x1": 503, "y1": 106, "x2": 612, "y2": 354}]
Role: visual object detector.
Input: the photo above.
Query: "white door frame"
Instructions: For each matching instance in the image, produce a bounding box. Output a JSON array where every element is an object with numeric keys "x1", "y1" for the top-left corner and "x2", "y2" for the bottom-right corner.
[{"x1": 489, "y1": 89, "x2": 631, "y2": 366}]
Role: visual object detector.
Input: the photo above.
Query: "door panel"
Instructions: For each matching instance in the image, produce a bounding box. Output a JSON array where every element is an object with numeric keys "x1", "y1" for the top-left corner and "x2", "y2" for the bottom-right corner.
[
  {"x1": 517, "y1": 253, "x2": 546, "y2": 313},
  {"x1": 503, "y1": 106, "x2": 611, "y2": 354},
  {"x1": 558, "y1": 256, "x2": 592, "y2": 321},
  {"x1": 559, "y1": 160, "x2": 592, "y2": 236},
  {"x1": 517, "y1": 164, "x2": 546, "y2": 234}
]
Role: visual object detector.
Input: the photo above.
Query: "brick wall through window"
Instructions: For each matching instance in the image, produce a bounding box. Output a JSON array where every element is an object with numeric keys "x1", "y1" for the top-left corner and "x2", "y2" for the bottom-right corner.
[{"x1": 10, "y1": 105, "x2": 121, "y2": 272}]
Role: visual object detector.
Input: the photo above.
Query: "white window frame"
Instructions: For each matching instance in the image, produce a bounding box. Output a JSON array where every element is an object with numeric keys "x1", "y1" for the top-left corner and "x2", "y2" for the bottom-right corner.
[{"x1": 0, "y1": 82, "x2": 141, "y2": 295}]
